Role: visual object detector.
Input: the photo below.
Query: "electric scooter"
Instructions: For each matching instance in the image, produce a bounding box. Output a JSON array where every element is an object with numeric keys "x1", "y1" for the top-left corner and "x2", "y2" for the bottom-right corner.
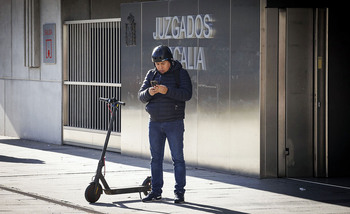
[{"x1": 84, "y1": 97, "x2": 151, "y2": 203}]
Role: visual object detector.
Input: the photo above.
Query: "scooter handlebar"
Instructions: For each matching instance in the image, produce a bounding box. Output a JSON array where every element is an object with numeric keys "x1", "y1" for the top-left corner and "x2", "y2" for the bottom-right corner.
[{"x1": 99, "y1": 97, "x2": 125, "y2": 105}]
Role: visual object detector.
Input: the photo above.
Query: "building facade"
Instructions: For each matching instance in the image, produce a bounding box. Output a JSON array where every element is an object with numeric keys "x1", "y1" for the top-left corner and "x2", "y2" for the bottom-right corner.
[{"x1": 1, "y1": 0, "x2": 349, "y2": 178}]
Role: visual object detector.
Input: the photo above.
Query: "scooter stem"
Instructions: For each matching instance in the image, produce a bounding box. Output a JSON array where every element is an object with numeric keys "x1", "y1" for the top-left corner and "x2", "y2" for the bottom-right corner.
[{"x1": 93, "y1": 103, "x2": 118, "y2": 187}]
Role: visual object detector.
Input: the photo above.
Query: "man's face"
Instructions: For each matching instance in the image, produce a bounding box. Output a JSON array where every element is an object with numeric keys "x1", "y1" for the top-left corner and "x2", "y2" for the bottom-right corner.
[{"x1": 155, "y1": 61, "x2": 171, "y2": 74}]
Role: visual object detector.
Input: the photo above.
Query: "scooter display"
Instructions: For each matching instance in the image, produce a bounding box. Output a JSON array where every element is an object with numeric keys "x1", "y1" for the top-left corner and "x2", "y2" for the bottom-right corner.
[{"x1": 84, "y1": 97, "x2": 151, "y2": 203}]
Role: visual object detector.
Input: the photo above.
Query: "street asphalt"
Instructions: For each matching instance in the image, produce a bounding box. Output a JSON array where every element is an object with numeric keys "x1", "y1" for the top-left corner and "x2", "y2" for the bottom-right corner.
[{"x1": 1, "y1": 136, "x2": 350, "y2": 214}]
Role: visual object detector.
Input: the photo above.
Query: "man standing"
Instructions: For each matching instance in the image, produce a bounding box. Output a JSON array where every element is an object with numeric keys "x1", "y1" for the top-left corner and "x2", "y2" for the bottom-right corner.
[{"x1": 138, "y1": 45, "x2": 192, "y2": 203}]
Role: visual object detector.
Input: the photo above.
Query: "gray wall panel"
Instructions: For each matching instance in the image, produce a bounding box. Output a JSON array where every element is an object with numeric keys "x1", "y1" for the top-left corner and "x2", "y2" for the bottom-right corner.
[
  {"x1": 196, "y1": 0, "x2": 231, "y2": 170},
  {"x1": 61, "y1": 0, "x2": 90, "y2": 21},
  {"x1": 12, "y1": 0, "x2": 28, "y2": 79},
  {"x1": 140, "y1": 1, "x2": 169, "y2": 70},
  {"x1": 285, "y1": 8, "x2": 313, "y2": 177},
  {"x1": 4, "y1": 80, "x2": 62, "y2": 144},
  {"x1": 260, "y1": 6, "x2": 279, "y2": 177},
  {"x1": 121, "y1": 3, "x2": 146, "y2": 156},
  {"x1": 229, "y1": 0, "x2": 260, "y2": 175},
  {"x1": 167, "y1": 0, "x2": 200, "y2": 164},
  {"x1": 121, "y1": 0, "x2": 261, "y2": 176},
  {"x1": 140, "y1": 1, "x2": 170, "y2": 160},
  {"x1": 41, "y1": 0, "x2": 62, "y2": 81},
  {"x1": 0, "y1": 0, "x2": 12, "y2": 78}
]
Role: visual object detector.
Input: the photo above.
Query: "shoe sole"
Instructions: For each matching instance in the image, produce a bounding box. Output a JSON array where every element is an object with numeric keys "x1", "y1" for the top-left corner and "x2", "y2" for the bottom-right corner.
[
  {"x1": 174, "y1": 200, "x2": 185, "y2": 204},
  {"x1": 142, "y1": 197, "x2": 162, "y2": 203}
]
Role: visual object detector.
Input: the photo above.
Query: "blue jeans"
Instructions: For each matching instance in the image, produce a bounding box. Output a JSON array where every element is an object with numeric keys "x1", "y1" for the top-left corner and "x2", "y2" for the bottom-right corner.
[{"x1": 149, "y1": 120, "x2": 186, "y2": 195}]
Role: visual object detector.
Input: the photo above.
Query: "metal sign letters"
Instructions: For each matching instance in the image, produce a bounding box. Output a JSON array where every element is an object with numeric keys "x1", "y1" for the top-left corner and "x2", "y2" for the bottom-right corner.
[{"x1": 153, "y1": 14, "x2": 214, "y2": 70}]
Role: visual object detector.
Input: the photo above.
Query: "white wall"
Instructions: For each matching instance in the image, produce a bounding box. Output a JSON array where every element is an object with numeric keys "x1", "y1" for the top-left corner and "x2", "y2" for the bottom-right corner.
[{"x1": 0, "y1": 0, "x2": 62, "y2": 144}]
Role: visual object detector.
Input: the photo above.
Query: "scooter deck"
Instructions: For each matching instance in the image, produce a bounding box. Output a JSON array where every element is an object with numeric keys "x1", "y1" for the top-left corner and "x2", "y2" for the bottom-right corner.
[{"x1": 104, "y1": 185, "x2": 150, "y2": 195}]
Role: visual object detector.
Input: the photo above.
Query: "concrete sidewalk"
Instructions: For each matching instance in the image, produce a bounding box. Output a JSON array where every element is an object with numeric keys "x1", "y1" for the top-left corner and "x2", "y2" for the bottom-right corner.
[{"x1": 0, "y1": 136, "x2": 350, "y2": 214}]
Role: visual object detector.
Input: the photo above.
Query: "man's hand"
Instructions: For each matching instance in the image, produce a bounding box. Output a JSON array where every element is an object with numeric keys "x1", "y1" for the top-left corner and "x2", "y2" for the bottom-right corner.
[
  {"x1": 149, "y1": 85, "x2": 168, "y2": 96},
  {"x1": 148, "y1": 87, "x2": 157, "y2": 96},
  {"x1": 156, "y1": 85, "x2": 168, "y2": 94}
]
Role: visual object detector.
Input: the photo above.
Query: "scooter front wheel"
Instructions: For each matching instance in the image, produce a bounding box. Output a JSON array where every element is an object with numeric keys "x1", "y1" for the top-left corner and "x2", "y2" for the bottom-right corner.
[{"x1": 85, "y1": 182, "x2": 102, "y2": 203}]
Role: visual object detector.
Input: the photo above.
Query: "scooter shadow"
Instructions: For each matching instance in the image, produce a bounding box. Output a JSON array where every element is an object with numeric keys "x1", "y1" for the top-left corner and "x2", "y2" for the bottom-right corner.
[
  {"x1": 89, "y1": 202, "x2": 118, "y2": 208},
  {"x1": 91, "y1": 199, "x2": 168, "y2": 214},
  {"x1": 108, "y1": 198, "x2": 244, "y2": 214}
]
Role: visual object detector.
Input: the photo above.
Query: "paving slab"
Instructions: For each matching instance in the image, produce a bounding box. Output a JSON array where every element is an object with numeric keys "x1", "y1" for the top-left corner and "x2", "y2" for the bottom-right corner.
[{"x1": 1, "y1": 136, "x2": 350, "y2": 214}]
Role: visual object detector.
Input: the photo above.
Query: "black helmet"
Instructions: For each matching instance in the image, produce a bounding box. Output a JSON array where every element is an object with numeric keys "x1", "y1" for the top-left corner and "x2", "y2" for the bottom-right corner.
[{"x1": 151, "y1": 45, "x2": 173, "y2": 62}]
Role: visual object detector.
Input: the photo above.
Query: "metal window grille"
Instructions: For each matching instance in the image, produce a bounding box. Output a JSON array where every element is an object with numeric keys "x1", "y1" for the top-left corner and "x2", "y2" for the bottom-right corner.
[{"x1": 63, "y1": 19, "x2": 121, "y2": 132}]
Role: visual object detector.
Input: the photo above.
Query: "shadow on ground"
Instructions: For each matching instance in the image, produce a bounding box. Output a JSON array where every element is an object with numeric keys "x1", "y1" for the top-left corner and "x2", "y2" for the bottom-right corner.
[{"x1": 1, "y1": 137, "x2": 350, "y2": 210}]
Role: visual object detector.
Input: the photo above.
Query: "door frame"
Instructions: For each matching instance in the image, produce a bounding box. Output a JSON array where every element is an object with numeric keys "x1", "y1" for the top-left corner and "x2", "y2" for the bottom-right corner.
[
  {"x1": 313, "y1": 8, "x2": 329, "y2": 177},
  {"x1": 277, "y1": 8, "x2": 329, "y2": 177}
]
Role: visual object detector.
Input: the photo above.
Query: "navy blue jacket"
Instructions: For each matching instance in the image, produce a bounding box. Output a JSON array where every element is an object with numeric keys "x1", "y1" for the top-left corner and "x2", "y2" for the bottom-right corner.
[{"x1": 138, "y1": 60, "x2": 192, "y2": 122}]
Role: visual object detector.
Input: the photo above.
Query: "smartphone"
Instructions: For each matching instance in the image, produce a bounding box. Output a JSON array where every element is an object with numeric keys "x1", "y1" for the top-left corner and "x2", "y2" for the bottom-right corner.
[{"x1": 150, "y1": 80, "x2": 158, "y2": 87}]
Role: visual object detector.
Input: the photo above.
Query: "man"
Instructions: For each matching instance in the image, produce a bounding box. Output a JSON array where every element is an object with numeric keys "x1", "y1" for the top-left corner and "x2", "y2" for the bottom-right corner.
[{"x1": 138, "y1": 45, "x2": 192, "y2": 203}]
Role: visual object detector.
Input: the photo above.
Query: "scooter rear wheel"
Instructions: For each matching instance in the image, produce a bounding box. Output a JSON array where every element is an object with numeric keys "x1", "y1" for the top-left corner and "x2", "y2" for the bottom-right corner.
[
  {"x1": 85, "y1": 182, "x2": 102, "y2": 203},
  {"x1": 142, "y1": 176, "x2": 152, "y2": 196}
]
